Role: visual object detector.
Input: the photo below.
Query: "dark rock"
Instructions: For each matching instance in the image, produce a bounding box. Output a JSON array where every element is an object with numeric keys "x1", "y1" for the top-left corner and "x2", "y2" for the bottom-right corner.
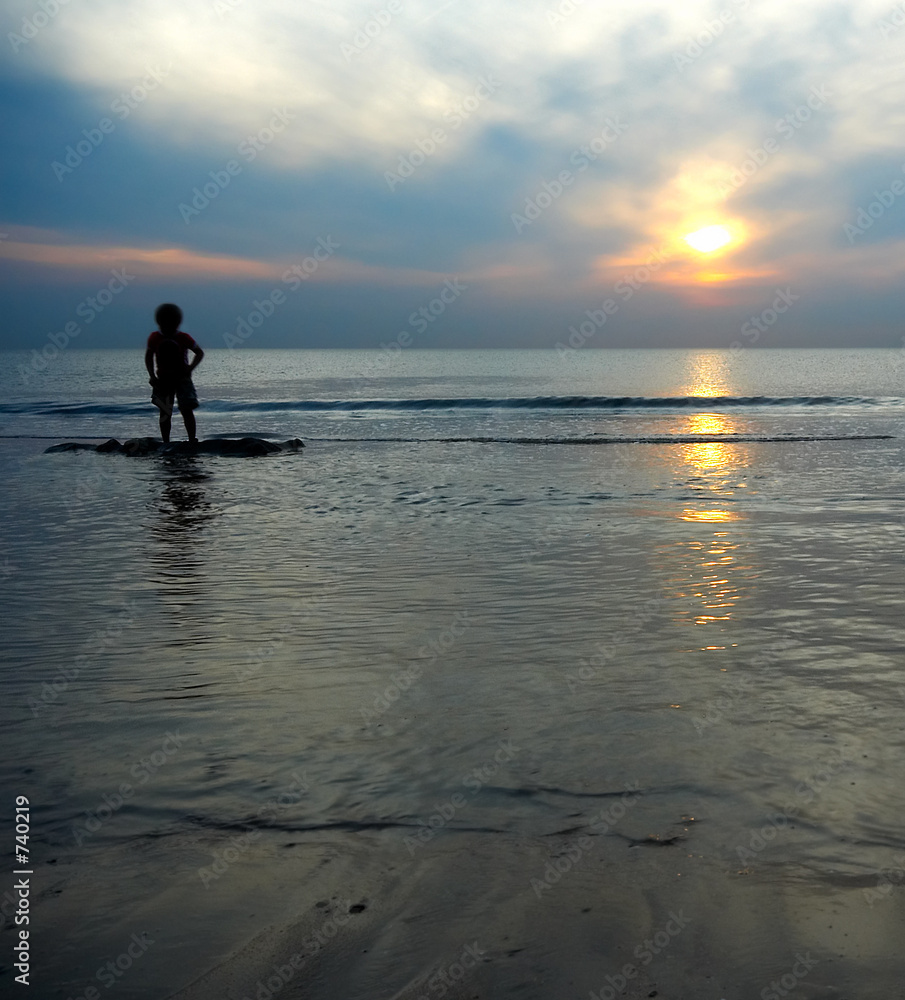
[
  {"x1": 96, "y1": 438, "x2": 124, "y2": 453},
  {"x1": 45, "y1": 437, "x2": 305, "y2": 457},
  {"x1": 122, "y1": 436, "x2": 163, "y2": 456},
  {"x1": 201, "y1": 437, "x2": 281, "y2": 456},
  {"x1": 44, "y1": 442, "x2": 98, "y2": 453}
]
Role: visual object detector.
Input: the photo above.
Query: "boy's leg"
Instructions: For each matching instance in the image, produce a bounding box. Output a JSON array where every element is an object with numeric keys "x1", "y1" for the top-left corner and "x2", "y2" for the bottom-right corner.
[
  {"x1": 176, "y1": 380, "x2": 199, "y2": 442},
  {"x1": 156, "y1": 392, "x2": 175, "y2": 442},
  {"x1": 181, "y1": 406, "x2": 197, "y2": 442}
]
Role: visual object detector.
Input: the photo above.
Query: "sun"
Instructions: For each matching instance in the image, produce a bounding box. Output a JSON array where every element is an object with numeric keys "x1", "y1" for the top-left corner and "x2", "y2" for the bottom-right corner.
[{"x1": 683, "y1": 225, "x2": 732, "y2": 253}]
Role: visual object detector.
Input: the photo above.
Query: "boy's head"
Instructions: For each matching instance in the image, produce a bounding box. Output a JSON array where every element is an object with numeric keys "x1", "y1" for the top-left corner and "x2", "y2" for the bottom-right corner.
[{"x1": 155, "y1": 303, "x2": 183, "y2": 333}]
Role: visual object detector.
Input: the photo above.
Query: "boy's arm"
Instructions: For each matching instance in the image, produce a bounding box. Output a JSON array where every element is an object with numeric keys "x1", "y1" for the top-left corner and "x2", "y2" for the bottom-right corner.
[
  {"x1": 188, "y1": 344, "x2": 204, "y2": 372},
  {"x1": 145, "y1": 346, "x2": 156, "y2": 381}
]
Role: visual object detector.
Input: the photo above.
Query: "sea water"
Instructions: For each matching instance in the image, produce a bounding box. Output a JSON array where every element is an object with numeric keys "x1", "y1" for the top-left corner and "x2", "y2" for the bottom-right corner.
[{"x1": 0, "y1": 348, "x2": 904, "y2": 999}]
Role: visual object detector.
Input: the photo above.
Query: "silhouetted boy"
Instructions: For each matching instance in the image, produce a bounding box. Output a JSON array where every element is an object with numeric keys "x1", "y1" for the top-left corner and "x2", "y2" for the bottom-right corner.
[{"x1": 145, "y1": 303, "x2": 204, "y2": 443}]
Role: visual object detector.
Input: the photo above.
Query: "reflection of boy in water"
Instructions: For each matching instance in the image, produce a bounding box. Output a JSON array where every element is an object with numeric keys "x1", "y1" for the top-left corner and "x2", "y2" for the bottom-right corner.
[{"x1": 145, "y1": 303, "x2": 204, "y2": 444}]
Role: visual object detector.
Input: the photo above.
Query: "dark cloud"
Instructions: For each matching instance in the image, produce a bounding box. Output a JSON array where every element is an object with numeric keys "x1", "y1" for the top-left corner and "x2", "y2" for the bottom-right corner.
[{"x1": 2, "y1": 0, "x2": 904, "y2": 349}]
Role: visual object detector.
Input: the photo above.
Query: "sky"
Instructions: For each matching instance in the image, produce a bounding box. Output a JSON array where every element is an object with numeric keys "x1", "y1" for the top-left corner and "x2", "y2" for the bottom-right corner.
[{"x1": 2, "y1": 0, "x2": 905, "y2": 351}]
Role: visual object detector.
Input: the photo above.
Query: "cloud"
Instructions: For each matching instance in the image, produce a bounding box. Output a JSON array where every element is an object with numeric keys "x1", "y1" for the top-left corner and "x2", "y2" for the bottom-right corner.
[
  {"x1": 3, "y1": 0, "x2": 905, "y2": 346},
  {"x1": 0, "y1": 229, "x2": 277, "y2": 279},
  {"x1": 0, "y1": 223, "x2": 567, "y2": 296}
]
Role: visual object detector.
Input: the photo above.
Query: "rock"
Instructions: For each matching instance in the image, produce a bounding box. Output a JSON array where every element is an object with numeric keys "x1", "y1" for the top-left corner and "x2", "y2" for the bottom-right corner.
[
  {"x1": 44, "y1": 442, "x2": 98, "y2": 453},
  {"x1": 96, "y1": 438, "x2": 124, "y2": 453},
  {"x1": 199, "y1": 437, "x2": 281, "y2": 456},
  {"x1": 122, "y1": 436, "x2": 164, "y2": 456},
  {"x1": 45, "y1": 437, "x2": 305, "y2": 457}
]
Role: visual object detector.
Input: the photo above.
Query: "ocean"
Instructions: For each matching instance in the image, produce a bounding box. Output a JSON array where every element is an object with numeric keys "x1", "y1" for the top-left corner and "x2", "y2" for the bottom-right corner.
[{"x1": 1, "y1": 347, "x2": 904, "y2": 1000}]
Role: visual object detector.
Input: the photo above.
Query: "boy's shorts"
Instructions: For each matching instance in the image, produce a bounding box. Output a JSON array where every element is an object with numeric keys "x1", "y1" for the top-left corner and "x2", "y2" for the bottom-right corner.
[{"x1": 151, "y1": 378, "x2": 198, "y2": 414}]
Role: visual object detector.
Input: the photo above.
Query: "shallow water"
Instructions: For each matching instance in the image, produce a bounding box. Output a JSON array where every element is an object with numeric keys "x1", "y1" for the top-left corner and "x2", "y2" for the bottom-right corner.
[{"x1": 1, "y1": 349, "x2": 904, "y2": 998}]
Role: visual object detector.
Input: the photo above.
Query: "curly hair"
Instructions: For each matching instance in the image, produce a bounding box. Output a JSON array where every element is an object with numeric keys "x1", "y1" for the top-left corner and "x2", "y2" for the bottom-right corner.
[{"x1": 154, "y1": 303, "x2": 183, "y2": 330}]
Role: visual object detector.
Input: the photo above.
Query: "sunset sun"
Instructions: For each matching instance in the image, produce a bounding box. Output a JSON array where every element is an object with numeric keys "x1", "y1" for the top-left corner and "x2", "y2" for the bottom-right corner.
[{"x1": 683, "y1": 225, "x2": 732, "y2": 253}]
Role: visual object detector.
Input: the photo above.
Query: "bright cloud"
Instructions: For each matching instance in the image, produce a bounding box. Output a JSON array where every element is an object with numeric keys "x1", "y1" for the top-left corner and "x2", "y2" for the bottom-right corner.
[{"x1": 2, "y1": 0, "x2": 905, "y2": 347}]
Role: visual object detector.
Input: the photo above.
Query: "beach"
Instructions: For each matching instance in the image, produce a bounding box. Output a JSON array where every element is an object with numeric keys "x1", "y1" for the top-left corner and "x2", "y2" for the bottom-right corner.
[{"x1": 1, "y1": 348, "x2": 904, "y2": 999}]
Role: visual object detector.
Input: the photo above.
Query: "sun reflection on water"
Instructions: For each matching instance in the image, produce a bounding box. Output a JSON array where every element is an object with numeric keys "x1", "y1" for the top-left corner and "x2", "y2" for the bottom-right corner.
[
  {"x1": 679, "y1": 508, "x2": 740, "y2": 522},
  {"x1": 688, "y1": 531, "x2": 743, "y2": 625},
  {"x1": 681, "y1": 412, "x2": 748, "y2": 474},
  {"x1": 661, "y1": 531, "x2": 746, "y2": 628},
  {"x1": 681, "y1": 353, "x2": 734, "y2": 398},
  {"x1": 667, "y1": 355, "x2": 752, "y2": 625}
]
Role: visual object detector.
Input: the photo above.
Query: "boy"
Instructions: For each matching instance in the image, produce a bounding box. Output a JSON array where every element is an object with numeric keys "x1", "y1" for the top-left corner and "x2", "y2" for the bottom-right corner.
[{"x1": 145, "y1": 303, "x2": 204, "y2": 443}]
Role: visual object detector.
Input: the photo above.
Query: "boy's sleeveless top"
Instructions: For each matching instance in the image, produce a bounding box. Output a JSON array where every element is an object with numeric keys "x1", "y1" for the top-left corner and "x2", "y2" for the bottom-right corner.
[{"x1": 149, "y1": 331, "x2": 196, "y2": 382}]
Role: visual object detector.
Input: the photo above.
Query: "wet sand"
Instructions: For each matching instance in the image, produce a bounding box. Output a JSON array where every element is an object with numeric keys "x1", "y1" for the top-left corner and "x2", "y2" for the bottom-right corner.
[{"x1": 166, "y1": 822, "x2": 905, "y2": 1000}]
